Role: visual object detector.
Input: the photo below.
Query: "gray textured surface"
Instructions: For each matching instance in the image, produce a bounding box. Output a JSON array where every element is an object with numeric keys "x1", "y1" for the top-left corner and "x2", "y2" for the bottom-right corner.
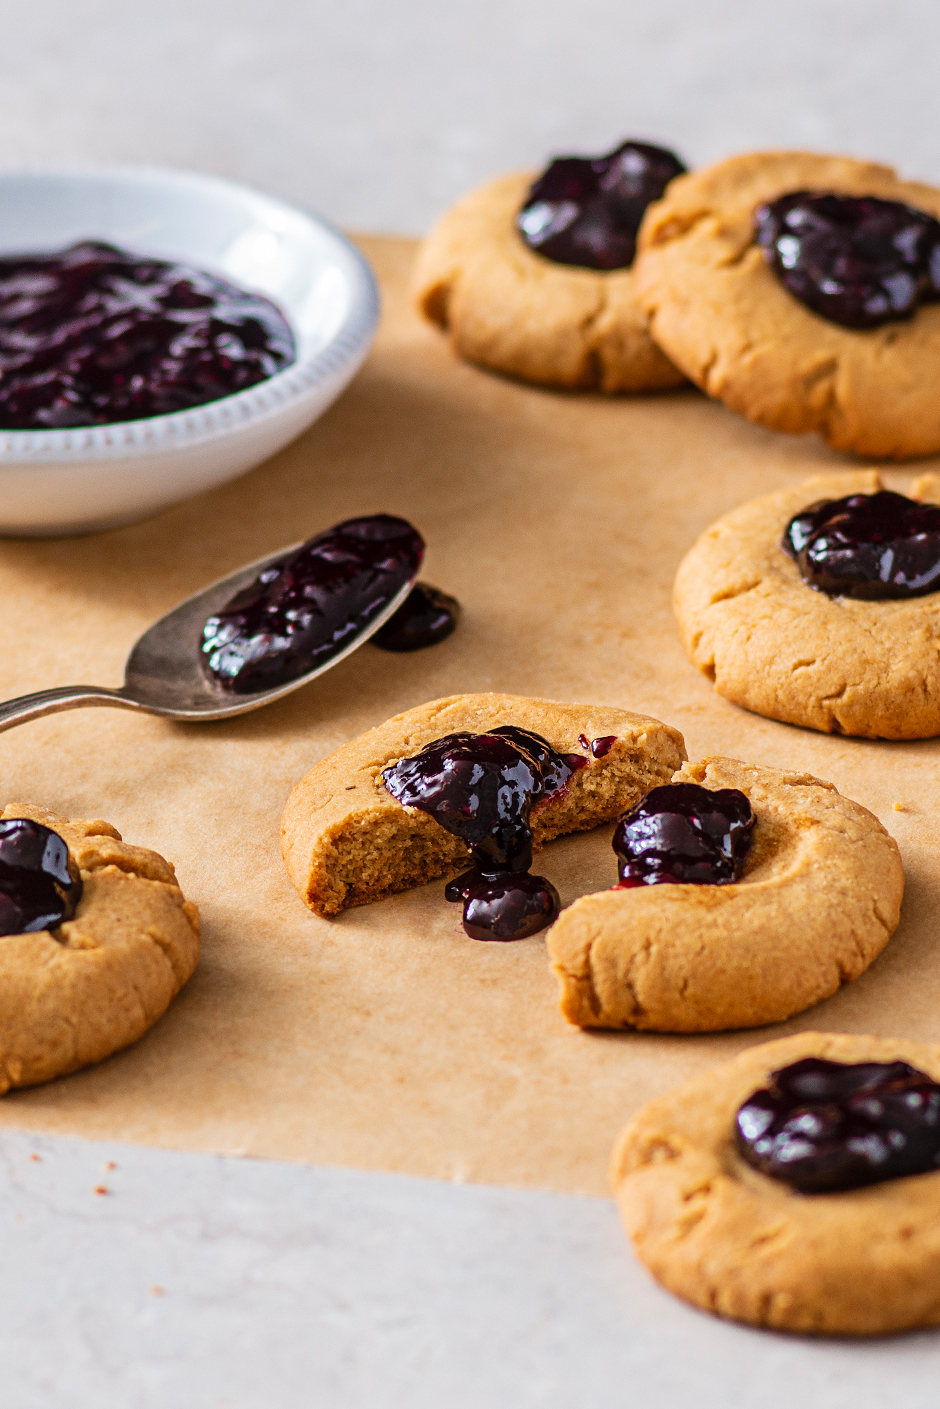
[
  {"x1": 1, "y1": 0, "x2": 938, "y2": 233},
  {"x1": 2, "y1": 1128, "x2": 939, "y2": 1409}
]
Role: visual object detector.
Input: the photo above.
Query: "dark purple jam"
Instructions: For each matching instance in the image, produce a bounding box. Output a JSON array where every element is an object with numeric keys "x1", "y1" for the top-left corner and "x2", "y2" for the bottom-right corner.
[
  {"x1": 517, "y1": 141, "x2": 686, "y2": 271},
  {"x1": 445, "y1": 869, "x2": 561, "y2": 942},
  {"x1": 0, "y1": 818, "x2": 81, "y2": 936},
  {"x1": 736, "y1": 1057, "x2": 940, "y2": 1194},
  {"x1": 0, "y1": 240, "x2": 295, "y2": 429},
  {"x1": 754, "y1": 191, "x2": 940, "y2": 329},
  {"x1": 371, "y1": 583, "x2": 460, "y2": 652},
  {"x1": 578, "y1": 733, "x2": 617, "y2": 758},
  {"x1": 783, "y1": 490, "x2": 940, "y2": 599},
  {"x1": 383, "y1": 725, "x2": 585, "y2": 940},
  {"x1": 613, "y1": 782, "x2": 754, "y2": 888},
  {"x1": 202, "y1": 515, "x2": 424, "y2": 693}
]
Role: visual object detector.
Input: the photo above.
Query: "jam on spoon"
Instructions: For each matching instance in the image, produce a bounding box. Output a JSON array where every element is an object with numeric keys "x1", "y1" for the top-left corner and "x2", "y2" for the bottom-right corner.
[
  {"x1": 0, "y1": 240, "x2": 295, "y2": 430},
  {"x1": 613, "y1": 782, "x2": 754, "y2": 887},
  {"x1": 517, "y1": 141, "x2": 687, "y2": 271},
  {"x1": 0, "y1": 818, "x2": 82, "y2": 936},
  {"x1": 371, "y1": 583, "x2": 460, "y2": 652},
  {"x1": 754, "y1": 191, "x2": 940, "y2": 329},
  {"x1": 736, "y1": 1057, "x2": 940, "y2": 1193},
  {"x1": 383, "y1": 726, "x2": 591, "y2": 940},
  {"x1": 783, "y1": 490, "x2": 940, "y2": 599},
  {"x1": 201, "y1": 514, "x2": 425, "y2": 693}
]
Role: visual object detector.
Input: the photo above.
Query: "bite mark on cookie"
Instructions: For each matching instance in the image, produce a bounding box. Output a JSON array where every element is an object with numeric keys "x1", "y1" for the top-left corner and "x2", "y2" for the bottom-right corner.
[{"x1": 548, "y1": 756, "x2": 903, "y2": 1032}]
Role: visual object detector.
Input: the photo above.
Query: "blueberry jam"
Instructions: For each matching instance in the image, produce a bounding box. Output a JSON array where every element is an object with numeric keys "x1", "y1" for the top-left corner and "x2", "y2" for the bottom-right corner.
[
  {"x1": 382, "y1": 726, "x2": 587, "y2": 940},
  {"x1": 0, "y1": 240, "x2": 294, "y2": 430},
  {"x1": 783, "y1": 490, "x2": 940, "y2": 599},
  {"x1": 613, "y1": 782, "x2": 754, "y2": 888},
  {"x1": 371, "y1": 583, "x2": 460, "y2": 652},
  {"x1": 202, "y1": 515, "x2": 424, "y2": 692},
  {"x1": 754, "y1": 191, "x2": 940, "y2": 329},
  {"x1": 0, "y1": 818, "x2": 81, "y2": 936},
  {"x1": 579, "y1": 733, "x2": 617, "y2": 758},
  {"x1": 445, "y1": 869, "x2": 561, "y2": 942},
  {"x1": 517, "y1": 141, "x2": 686, "y2": 271},
  {"x1": 735, "y1": 1057, "x2": 940, "y2": 1194}
]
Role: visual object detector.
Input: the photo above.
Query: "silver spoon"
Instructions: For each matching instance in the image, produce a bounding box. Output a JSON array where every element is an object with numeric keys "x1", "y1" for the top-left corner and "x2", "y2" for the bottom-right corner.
[{"x1": 0, "y1": 541, "x2": 419, "y2": 733}]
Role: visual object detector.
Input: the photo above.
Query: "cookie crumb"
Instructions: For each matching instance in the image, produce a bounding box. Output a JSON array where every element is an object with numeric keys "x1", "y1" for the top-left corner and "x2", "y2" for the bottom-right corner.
[
  {"x1": 149, "y1": 1285, "x2": 165, "y2": 1297},
  {"x1": 894, "y1": 802, "x2": 904, "y2": 811},
  {"x1": 29, "y1": 1153, "x2": 41, "y2": 1162},
  {"x1": 93, "y1": 1185, "x2": 109, "y2": 1196}
]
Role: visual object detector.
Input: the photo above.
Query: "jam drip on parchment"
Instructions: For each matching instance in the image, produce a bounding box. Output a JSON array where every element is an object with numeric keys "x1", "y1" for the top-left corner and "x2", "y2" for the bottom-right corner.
[
  {"x1": 613, "y1": 782, "x2": 753, "y2": 888},
  {"x1": 0, "y1": 240, "x2": 295, "y2": 429},
  {"x1": 754, "y1": 191, "x2": 940, "y2": 329},
  {"x1": 371, "y1": 582, "x2": 460, "y2": 652},
  {"x1": 736, "y1": 1057, "x2": 940, "y2": 1193},
  {"x1": 0, "y1": 818, "x2": 82, "y2": 937},
  {"x1": 202, "y1": 515, "x2": 425, "y2": 693},
  {"x1": 517, "y1": 141, "x2": 686, "y2": 271},
  {"x1": 383, "y1": 726, "x2": 598, "y2": 940},
  {"x1": 783, "y1": 490, "x2": 940, "y2": 600}
]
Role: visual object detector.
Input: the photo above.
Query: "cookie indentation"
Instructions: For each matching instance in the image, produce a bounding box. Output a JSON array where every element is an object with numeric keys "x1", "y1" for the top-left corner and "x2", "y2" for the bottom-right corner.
[
  {"x1": 736, "y1": 1057, "x2": 940, "y2": 1193},
  {"x1": 755, "y1": 191, "x2": 940, "y2": 329},
  {"x1": 517, "y1": 141, "x2": 686, "y2": 271},
  {"x1": 0, "y1": 818, "x2": 81, "y2": 937}
]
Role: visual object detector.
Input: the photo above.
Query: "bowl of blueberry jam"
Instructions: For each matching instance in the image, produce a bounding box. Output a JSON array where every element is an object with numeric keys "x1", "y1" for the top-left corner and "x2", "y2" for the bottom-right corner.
[{"x1": 0, "y1": 166, "x2": 379, "y2": 536}]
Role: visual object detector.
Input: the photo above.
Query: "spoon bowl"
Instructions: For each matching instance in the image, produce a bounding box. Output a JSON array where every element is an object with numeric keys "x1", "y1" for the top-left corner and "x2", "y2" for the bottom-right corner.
[{"x1": 0, "y1": 543, "x2": 419, "y2": 732}]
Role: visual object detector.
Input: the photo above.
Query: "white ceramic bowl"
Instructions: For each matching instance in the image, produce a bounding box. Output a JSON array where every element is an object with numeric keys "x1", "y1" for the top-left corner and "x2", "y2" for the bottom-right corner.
[{"x1": 0, "y1": 166, "x2": 380, "y2": 536}]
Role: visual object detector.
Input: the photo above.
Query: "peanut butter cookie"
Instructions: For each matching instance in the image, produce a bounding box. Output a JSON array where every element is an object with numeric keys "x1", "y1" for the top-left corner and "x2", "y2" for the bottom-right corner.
[
  {"x1": 548, "y1": 757, "x2": 903, "y2": 1031},
  {"x1": 634, "y1": 150, "x2": 940, "y2": 457},
  {"x1": 280, "y1": 693, "x2": 686, "y2": 917},
  {"x1": 614, "y1": 1031, "x2": 940, "y2": 1335},
  {"x1": 0, "y1": 804, "x2": 199, "y2": 1090},
  {"x1": 414, "y1": 173, "x2": 685, "y2": 393},
  {"x1": 674, "y1": 469, "x2": 940, "y2": 738}
]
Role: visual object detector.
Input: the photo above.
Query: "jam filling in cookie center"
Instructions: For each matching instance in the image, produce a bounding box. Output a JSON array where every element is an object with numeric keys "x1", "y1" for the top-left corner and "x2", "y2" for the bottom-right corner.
[
  {"x1": 613, "y1": 782, "x2": 753, "y2": 887},
  {"x1": 736, "y1": 1057, "x2": 940, "y2": 1193},
  {"x1": 201, "y1": 514, "x2": 427, "y2": 692},
  {"x1": 517, "y1": 141, "x2": 686, "y2": 271},
  {"x1": 0, "y1": 818, "x2": 82, "y2": 937},
  {"x1": 754, "y1": 191, "x2": 940, "y2": 329},
  {"x1": 371, "y1": 582, "x2": 460, "y2": 653},
  {"x1": 783, "y1": 490, "x2": 940, "y2": 599},
  {"x1": 0, "y1": 240, "x2": 295, "y2": 429},
  {"x1": 382, "y1": 726, "x2": 595, "y2": 940}
]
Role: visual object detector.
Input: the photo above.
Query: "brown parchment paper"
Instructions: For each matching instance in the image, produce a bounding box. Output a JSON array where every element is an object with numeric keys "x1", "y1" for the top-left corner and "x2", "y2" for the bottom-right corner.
[{"x1": 0, "y1": 237, "x2": 938, "y2": 1197}]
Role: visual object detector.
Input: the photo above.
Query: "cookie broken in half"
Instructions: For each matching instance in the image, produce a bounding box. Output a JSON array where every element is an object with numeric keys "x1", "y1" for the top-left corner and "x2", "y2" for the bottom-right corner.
[{"x1": 280, "y1": 693, "x2": 686, "y2": 918}]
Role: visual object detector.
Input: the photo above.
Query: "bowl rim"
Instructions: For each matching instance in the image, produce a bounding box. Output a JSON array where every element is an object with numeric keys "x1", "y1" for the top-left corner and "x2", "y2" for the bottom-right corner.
[{"x1": 0, "y1": 162, "x2": 380, "y2": 463}]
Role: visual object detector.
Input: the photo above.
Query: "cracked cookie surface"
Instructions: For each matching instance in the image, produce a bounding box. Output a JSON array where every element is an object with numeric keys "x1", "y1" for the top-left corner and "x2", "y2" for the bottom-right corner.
[
  {"x1": 413, "y1": 173, "x2": 685, "y2": 392},
  {"x1": 675, "y1": 469, "x2": 940, "y2": 738},
  {"x1": 613, "y1": 1031, "x2": 940, "y2": 1335},
  {"x1": 0, "y1": 803, "x2": 199, "y2": 1090},
  {"x1": 280, "y1": 692, "x2": 686, "y2": 917},
  {"x1": 548, "y1": 757, "x2": 903, "y2": 1031},
  {"x1": 633, "y1": 150, "x2": 940, "y2": 457}
]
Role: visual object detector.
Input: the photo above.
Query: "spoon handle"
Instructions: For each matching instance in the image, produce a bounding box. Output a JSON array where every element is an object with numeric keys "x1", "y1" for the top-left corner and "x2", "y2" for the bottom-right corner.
[{"x1": 0, "y1": 685, "x2": 144, "y2": 734}]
